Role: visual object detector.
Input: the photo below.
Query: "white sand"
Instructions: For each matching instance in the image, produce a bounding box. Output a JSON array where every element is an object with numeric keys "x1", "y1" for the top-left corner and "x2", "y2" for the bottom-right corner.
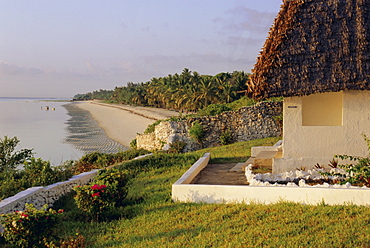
[{"x1": 74, "y1": 101, "x2": 179, "y2": 147}]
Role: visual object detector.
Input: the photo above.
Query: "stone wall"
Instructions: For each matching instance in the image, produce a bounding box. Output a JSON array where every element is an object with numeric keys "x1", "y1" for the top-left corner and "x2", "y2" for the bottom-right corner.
[
  {"x1": 137, "y1": 101, "x2": 283, "y2": 152},
  {"x1": 0, "y1": 170, "x2": 98, "y2": 215}
]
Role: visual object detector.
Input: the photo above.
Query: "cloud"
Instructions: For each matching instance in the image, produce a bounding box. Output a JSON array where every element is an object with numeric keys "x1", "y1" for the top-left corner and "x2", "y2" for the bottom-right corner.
[
  {"x1": 115, "y1": 62, "x2": 136, "y2": 74},
  {"x1": 85, "y1": 62, "x2": 106, "y2": 75},
  {"x1": 84, "y1": 61, "x2": 138, "y2": 76},
  {"x1": 142, "y1": 26, "x2": 151, "y2": 32},
  {"x1": 120, "y1": 22, "x2": 128, "y2": 31},
  {"x1": 135, "y1": 52, "x2": 254, "y2": 78},
  {"x1": 214, "y1": 7, "x2": 276, "y2": 38},
  {"x1": 0, "y1": 60, "x2": 43, "y2": 75},
  {"x1": 225, "y1": 35, "x2": 267, "y2": 52},
  {"x1": 211, "y1": 7, "x2": 278, "y2": 68}
]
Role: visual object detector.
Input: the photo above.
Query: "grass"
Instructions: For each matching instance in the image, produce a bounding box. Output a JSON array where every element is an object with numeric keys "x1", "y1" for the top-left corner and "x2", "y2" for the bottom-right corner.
[
  {"x1": 197, "y1": 136, "x2": 280, "y2": 164},
  {"x1": 5, "y1": 136, "x2": 370, "y2": 247}
]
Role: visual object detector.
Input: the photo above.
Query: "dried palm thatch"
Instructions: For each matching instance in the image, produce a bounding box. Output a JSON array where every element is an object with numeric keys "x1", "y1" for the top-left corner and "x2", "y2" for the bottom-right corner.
[{"x1": 248, "y1": 0, "x2": 370, "y2": 100}]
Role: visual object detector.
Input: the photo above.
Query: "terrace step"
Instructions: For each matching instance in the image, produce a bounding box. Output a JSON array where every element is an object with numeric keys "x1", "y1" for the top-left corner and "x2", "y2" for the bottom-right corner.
[{"x1": 229, "y1": 163, "x2": 247, "y2": 172}]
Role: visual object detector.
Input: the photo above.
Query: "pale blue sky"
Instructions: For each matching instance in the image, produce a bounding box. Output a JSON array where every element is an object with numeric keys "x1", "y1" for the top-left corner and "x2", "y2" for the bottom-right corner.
[{"x1": 0, "y1": 0, "x2": 282, "y2": 98}]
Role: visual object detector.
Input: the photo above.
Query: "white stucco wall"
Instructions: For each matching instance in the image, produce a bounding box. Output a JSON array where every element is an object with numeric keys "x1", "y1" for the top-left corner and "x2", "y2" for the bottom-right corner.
[{"x1": 274, "y1": 90, "x2": 370, "y2": 173}]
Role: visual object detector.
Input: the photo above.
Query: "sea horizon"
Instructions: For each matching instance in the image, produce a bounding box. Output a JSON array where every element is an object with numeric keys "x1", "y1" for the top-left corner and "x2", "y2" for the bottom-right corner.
[{"x1": 0, "y1": 97, "x2": 126, "y2": 166}]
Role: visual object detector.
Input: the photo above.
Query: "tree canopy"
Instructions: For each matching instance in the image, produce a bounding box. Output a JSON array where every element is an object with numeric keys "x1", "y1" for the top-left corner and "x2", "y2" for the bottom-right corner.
[
  {"x1": 0, "y1": 136, "x2": 33, "y2": 172},
  {"x1": 74, "y1": 69, "x2": 250, "y2": 112}
]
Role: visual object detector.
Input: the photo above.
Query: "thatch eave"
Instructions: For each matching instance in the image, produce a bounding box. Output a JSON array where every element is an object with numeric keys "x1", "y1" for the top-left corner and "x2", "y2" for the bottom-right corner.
[{"x1": 248, "y1": 0, "x2": 370, "y2": 100}]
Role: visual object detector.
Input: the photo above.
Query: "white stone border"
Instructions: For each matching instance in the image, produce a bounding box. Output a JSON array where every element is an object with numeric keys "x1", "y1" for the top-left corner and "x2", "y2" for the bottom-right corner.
[
  {"x1": 0, "y1": 170, "x2": 98, "y2": 215},
  {"x1": 0, "y1": 153, "x2": 154, "y2": 216},
  {"x1": 172, "y1": 154, "x2": 370, "y2": 206}
]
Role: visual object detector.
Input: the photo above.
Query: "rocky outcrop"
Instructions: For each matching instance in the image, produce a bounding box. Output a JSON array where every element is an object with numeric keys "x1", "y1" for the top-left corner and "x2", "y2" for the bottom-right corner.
[{"x1": 136, "y1": 101, "x2": 283, "y2": 152}]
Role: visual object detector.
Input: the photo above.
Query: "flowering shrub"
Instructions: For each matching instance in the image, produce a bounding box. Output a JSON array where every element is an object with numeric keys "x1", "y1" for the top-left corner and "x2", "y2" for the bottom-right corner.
[
  {"x1": 74, "y1": 168, "x2": 130, "y2": 219},
  {"x1": 74, "y1": 183, "x2": 114, "y2": 219},
  {"x1": 94, "y1": 168, "x2": 130, "y2": 206},
  {"x1": 0, "y1": 203, "x2": 63, "y2": 248}
]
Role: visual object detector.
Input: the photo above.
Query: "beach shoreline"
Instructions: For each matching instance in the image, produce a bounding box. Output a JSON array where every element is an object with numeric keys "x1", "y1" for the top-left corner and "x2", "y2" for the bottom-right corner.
[{"x1": 73, "y1": 101, "x2": 179, "y2": 147}]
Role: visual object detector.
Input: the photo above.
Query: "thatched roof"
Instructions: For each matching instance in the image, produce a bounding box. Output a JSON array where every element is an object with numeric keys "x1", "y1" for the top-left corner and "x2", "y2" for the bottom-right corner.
[{"x1": 248, "y1": 0, "x2": 370, "y2": 100}]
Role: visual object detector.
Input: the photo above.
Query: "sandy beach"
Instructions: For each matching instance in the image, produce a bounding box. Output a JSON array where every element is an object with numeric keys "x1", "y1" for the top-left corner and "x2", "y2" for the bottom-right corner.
[{"x1": 74, "y1": 101, "x2": 179, "y2": 147}]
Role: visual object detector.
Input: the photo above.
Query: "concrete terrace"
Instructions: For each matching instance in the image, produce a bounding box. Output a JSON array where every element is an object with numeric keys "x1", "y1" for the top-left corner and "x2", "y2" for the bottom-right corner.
[{"x1": 172, "y1": 149, "x2": 370, "y2": 206}]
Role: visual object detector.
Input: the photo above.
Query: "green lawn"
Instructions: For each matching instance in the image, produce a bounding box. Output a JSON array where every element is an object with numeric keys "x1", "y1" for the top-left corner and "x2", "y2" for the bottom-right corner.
[
  {"x1": 7, "y1": 136, "x2": 370, "y2": 247},
  {"x1": 197, "y1": 136, "x2": 280, "y2": 164}
]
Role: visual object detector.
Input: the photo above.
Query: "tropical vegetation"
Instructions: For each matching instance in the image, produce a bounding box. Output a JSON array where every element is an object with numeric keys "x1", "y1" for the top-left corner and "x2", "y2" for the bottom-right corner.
[
  {"x1": 0, "y1": 136, "x2": 150, "y2": 201},
  {"x1": 0, "y1": 136, "x2": 33, "y2": 173},
  {"x1": 74, "y1": 68, "x2": 250, "y2": 112},
  {"x1": 0, "y1": 204, "x2": 64, "y2": 248},
  {"x1": 0, "y1": 160, "x2": 74, "y2": 202},
  {"x1": 3, "y1": 137, "x2": 370, "y2": 247}
]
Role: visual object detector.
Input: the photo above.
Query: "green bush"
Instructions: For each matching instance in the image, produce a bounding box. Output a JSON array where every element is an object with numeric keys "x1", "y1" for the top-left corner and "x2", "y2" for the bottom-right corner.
[
  {"x1": 23, "y1": 158, "x2": 74, "y2": 186},
  {"x1": 74, "y1": 151, "x2": 111, "y2": 173},
  {"x1": 0, "y1": 136, "x2": 33, "y2": 172},
  {"x1": 113, "y1": 148, "x2": 149, "y2": 162},
  {"x1": 189, "y1": 121, "x2": 205, "y2": 145},
  {"x1": 0, "y1": 171, "x2": 23, "y2": 201},
  {"x1": 74, "y1": 149, "x2": 149, "y2": 173},
  {"x1": 130, "y1": 138, "x2": 137, "y2": 149},
  {"x1": 144, "y1": 120, "x2": 162, "y2": 134},
  {"x1": 74, "y1": 183, "x2": 115, "y2": 220},
  {"x1": 319, "y1": 135, "x2": 370, "y2": 187},
  {"x1": 226, "y1": 96, "x2": 257, "y2": 110},
  {"x1": 197, "y1": 103, "x2": 231, "y2": 116},
  {"x1": 74, "y1": 168, "x2": 130, "y2": 220},
  {"x1": 219, "y1": 129, "x2": 233, "y2": 146},
  {"x1": 0, "y1": 159, "x2": 75, "y2": 201},
  {"x1": 94, "y1": 168, "x2": 131, "y2": 206},
  {"x1": 0, "y1": 203, "x2": 63, "y2": 248},
  {"x1": 167, "y1": 141, "x2": 187, "y2": 153}
]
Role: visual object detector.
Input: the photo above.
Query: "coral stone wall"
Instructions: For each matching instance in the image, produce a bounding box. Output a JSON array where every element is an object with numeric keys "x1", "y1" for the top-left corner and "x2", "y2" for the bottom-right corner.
[
  {"x1": 137, "y1": 101, "x2": 282, "y2": 152},
  {"x1": 0, "y1": 170, "x2": 98, "y2": 215}
]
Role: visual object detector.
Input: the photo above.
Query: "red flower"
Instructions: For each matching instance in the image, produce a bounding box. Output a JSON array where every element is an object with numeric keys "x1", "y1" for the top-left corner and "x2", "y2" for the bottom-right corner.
[
  {"x1": 21, "y1": 214, "x2": 29, "y2": 218},
  {"x1": 58, "y1": 209, "x2": 64, "y2": 213},
  {"x1": 91, "y1": 192, "x2": 101, "y2": 197},
  {"x1": 91, "y1": 184, "x2": 107, "y2": 190},
  {"x1": 91, "y1": 184, "x2": 99, "y2": 190}
]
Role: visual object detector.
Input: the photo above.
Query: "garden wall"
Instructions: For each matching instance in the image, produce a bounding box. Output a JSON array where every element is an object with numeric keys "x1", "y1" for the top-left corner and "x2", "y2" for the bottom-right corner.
[
  {"x1": 0, "y1": 170, "x2": 98, "y2": 215},
  {"x1": 137, "y1": 101, "x2": 282, "y2": 152},
  {"x1": 172, "y1": 154, "x2": 370, "y2": 206}
]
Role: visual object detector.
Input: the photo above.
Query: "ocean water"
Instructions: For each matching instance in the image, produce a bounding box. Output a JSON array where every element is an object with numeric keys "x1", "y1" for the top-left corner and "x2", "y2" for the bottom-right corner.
[{"x1": 0, "y1": 97, "x2": 127, "y2": 166}]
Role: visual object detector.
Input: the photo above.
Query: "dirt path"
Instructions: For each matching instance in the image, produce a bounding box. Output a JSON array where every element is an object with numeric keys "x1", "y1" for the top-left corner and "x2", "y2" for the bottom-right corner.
[{"x1": 190, "y1": 163, "x2": 249, "y2": 185}]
